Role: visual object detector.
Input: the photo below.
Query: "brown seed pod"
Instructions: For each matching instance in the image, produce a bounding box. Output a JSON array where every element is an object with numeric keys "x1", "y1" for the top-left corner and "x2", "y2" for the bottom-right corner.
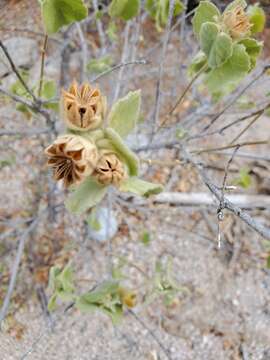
[
  {"x1": 223, "y1": 5, "x2": 251, "y2": 39},
  {"x1": 61, "y1": 81, "x2": 107, "y2": 131},
  {"x1": 44, "y1": 134, "x2": 98, "y2": 187},
  {"x1": 93, "y1": 151, "x2": 126, "y2": 186}
]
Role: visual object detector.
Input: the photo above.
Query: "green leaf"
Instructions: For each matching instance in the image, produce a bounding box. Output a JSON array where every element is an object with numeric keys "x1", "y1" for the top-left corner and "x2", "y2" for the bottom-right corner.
[
  {"x1": 205, "y1": 44, "x2": 251, "y2": 99},
  {"x1": 141, "y1": 231, "x2": 151, "y2": 246},
  {"x1": 41, "y1": 80, "x2": 57, "y2": 99},
  {"x1": 108, "y1": 90, "x2": 141, "y2": 138},
  {"x1": 48, "y1": 266, "x2": 61, "y2": 292},
  {"x1": 41, "y1": 0, "x2": 88, "y2": 34},
  {"x1": 267, "y1": 256, "x2": 270, "y2": 269},
  {"x1": 109, "y1": 0, "x2": 140, "y2": 21},
  {"x1": 80, "y1": 281, "x2": 119, "y2": 304},
  {"x1": 192, "y1": 1, "x2": 220, "y2": 38},
  {"x1": 104, "y1": 128, "x2": 139, "y2": 176},
  {"x1": 233, "y1": 167, "x2": 252, "y2": 188},
  {"x1": 247, "y1": 5, "x2": 266, "y2": 34},
  {"x1": 86, "y1": 209, "x2": 102, "y2": 231},
  {"x1": 58, "y1": 265, "x2": 75, "y2": 294},
  {"x1": 200, "y1": 22, "x2": 233, "y2": 68},
  {"x1": 188, "y1": 51, "x2": 208, "y2": 77},
  {"x1": 87, "y1": 56, "x2": 112, "y2": 75},
  {"x1": 119, "y1": 177, "x2": 163, "y2": 197},
  {"x1": 238, "y1": 38, "x2": 263, "y2": 70},
  {"x1": 107, "y1": 21, "x2": 118, "y2": 42},
  {"x1": 65, "y1": 178, "x2": 107, "y2": 214},
  {"x1": 146, "y1": 0, "x2": 184, "y2": 30},
  {"x1": 47, "y1": 293, "x2": 58, "y2": 312}
]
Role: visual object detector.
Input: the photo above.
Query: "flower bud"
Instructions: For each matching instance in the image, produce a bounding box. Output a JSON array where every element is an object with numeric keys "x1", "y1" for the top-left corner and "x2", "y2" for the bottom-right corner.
[
  {"x1": 223, "y1": 5, "x2": 251, "y2": 39},
  {"x1": 93, "y1": 151, "x2": 126, "y2": 186},
  {"x1": 44, "y1": 134, "x2": 98, "y2": 187},
  {"x1": 61, "y1": 81, "x2": 107, "y2": 131},
  {"x1": 118, "y1": 287, "x2": 137, "y2": 308}
]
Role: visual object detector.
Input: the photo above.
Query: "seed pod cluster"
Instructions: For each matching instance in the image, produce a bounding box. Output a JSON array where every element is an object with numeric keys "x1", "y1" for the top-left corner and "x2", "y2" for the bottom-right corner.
[{"x1": 45, "y1": 81, "x2": 127, "y2": 188}]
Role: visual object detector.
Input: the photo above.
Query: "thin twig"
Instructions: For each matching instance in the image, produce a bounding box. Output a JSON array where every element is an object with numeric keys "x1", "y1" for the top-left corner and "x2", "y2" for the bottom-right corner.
[
  {"x1": 152, "y1": 0, "x2": 176, "y2": 134},
  {"x1": 203, "y1": 64, "x2": 270, "y2": 131},
  {"x1": 229, "y1": 111, "x2": 263, "y2": 145},
  {"x1": 181, "y1": 146, "x2": 270, "y2": 240},
  {"x1": 91, "y1": 59, "x2": 148, "y2": 83},
  {"x1": 192, "y1": 140, "x2": 269, "y2": 155},
  {"x1": 128, "y1": 309, "x2": 173, "y2": 360},
  {"x1": 0, "y1": 40, "x2": 38, "y2": 102},
  {"x1": 0, "y1": 217, "x2": 41, "y2": 326},
  {"x1": 38, "y1": 34, "x2": 48, "y2": 98}
]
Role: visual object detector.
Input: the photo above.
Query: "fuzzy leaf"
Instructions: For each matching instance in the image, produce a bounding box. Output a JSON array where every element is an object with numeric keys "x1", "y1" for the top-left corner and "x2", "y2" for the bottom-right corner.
[
  {"x1": 108, "y1": 90, "x2": 141, "y2": 138},
  {"x1": 104, "y1": 128, "x2": 139, "y2": 176},
  {"x1": 188, "y1": 51, "x2": 208, "y2": 77},
  {"x1": 47, "y1": 293, "x2": 58, "y2": 312},
  {"x1": 119, "y1": 177, "x2": 163, "y2": 197},
  {"x1": 205, "y1": 44, "x2": 250, "y2": 99},
  {"x1": 65, "y1": 178, "x2": 107, "y2": 214},
  {"x1": 41, "y1": 0, "x2": 88, "y2": 34},
  {"x1": 87, "y1": 56, "x2": 112, "y2": 74},
  {"x1": 200, "y1": 22, "x2": 233, "y2": 69},
  {"x1": 146, "y1": 0, "x2": 184, "y2": 30},
  {"x1": 109, "y1": 0, "x2": 140, "y2": 21},
  {"x1": 247, "y1": 5, "x2": 266, "y2": 34},
  {"x1": 238, "y1": 38, "x2": 263, "y2": 70},
  {"x1": 192, "y1": 1, "x2": 220, "y2": 38}
]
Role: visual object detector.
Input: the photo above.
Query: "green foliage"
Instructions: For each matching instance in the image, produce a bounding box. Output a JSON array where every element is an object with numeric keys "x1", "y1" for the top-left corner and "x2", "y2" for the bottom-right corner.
[
  {"x1": 188, "y1": 51, "x2": 207, "y2": 77},
  {"x1": 76, "y1": 280, "x2": 124, "y2": 324},
  {"x1": 119, "y1": 177, "x2": 163, "y2": 197},
  {"x1": 146, "y1": 0, "x2": 184, "y2": 31},
  {"x1": 41, "y1": 80, "x2": 59, "y2": 111},
  {"x1": 47, "y1": 264, "x2": 75, "y2": 311},
  {"x1": 238, "y1": 38, "x2": 263, "y2": 70},
  {"x1": 191, "y1": 0, "x2": 264, "y2": 99},
  {"x1": 0, "y1": 155, "x2": 15, "y2": 169},
  {"x1": 192, "y1": 1, "x2": 220, "y2": 38},
  {"x1": 108, "y1": 90, "x2": 141, "y2": 138},
  {"x1": 104, "y1": 127, "x2": 140, "y2": 176},
  {"x1": 109, "y1": 0, "x2": 140, "y2": 21},
  {"x1": 141, "y1": 231, "x2": 151, "y2": 246},
  {"x1": 86, "y1": 208, "x2": 102, "y2": 231},
  {"x1": 106, "y1": 21, "x2": 118, "y2": 42},
  {"x1": 247, "y1": 5, "x2": 266, "y2": 34},
  {"x1": 267, "y1": 256, "x2": 270, "y2": 269},
  {"x1": 65, "y1": 177, "x2": 107, "y2": 214},
  {"x1": 233, "y1": 167, "x2": 252, "y2": 189},
  {"x1": 205, "y1": 44, "x2": 251, "y2": 100},
  {"x1": 146, "y1": 257, "x2": 187, "y2": 306},
  {"x1": 199, "y1": 22, "x2": 233, "y2": 69},
  {"x1": 87, "y1": 56, "x2": 113, "y2": 75},
  {"x1": 40, "y1": 0, "x2": 88, "y2": 34}
]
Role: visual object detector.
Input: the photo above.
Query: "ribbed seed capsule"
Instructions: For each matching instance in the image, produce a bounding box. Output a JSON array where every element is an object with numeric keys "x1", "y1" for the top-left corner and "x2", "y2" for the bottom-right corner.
[
  {"x1": 62, "y1": 81, "x2": 107, "y2": 131},
  {"x1": 44, "y1": 134, "x2": 98, "y2": 187},
  {"x1": 93, "y1": 151, "x2": 126, "y2": 186}
]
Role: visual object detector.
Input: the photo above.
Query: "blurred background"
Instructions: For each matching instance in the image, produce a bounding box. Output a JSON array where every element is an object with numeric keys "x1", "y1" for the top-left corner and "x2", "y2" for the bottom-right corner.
[{"x1": 0, "y1": 0, "x2": 270, "y2": 359}]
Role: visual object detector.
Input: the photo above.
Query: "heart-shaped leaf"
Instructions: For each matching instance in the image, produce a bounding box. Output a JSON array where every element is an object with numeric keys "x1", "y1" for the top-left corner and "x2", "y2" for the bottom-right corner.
[
  {"x1": 200, "y1": 22, "x2": 233, "y2": 68},
  {"x1": 192, "y1": 1, "x2": 220, "y2": 38},
  {"x1": 108, "y1": 90, "x2": 141, "y2": 139},
  {"x1": 205, "y1": 43, "x2": 251, "y2": 100},
  {"x1": 41, "y1": 0, "x2": 88, "y2": 34},
  {"x1": 65, "y1": 178, "x2": 107, "y2": 214}
]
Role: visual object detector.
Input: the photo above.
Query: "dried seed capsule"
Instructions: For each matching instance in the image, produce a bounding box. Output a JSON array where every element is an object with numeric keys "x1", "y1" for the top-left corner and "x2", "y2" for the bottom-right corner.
[
  {"x1": 44, "y1": 134, "x2": 98, "y2": 187},
  {"x1": 223, "y1": 5, "x2": 251, "y2": 39},
  {"x1": 61, "y1": 81, "x2": 107, "y2": 131},
  {"x1": 93, "y1": 151, "x2": 126, "y2": 186}
]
